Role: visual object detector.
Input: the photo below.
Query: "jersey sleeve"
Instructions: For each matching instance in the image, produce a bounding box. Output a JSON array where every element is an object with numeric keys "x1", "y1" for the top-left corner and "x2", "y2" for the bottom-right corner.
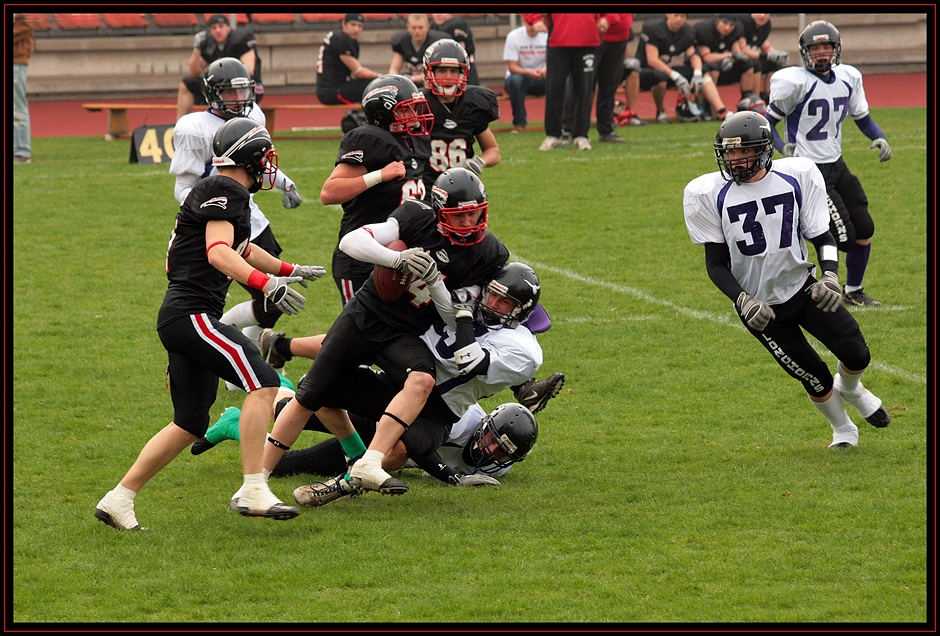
[
  {"x1": 169, "y1": 116, "x2": 212, "y2": 180},
  {"x1": 840, "y1": 65, "x2": 871, "y2": 120},
  {"x1": 479, "y1": 328, "x2": 543, "y2": 389},
  {"x1": 227, "y1": 28, "x2": 258, "y2": 58},
  {"x1": 791, "y1": 158, "x2": 831, "y2": 238},
  {"x1": 683, "y1": 174, "x2": 725, "y2": 245},
  {"x1": 767, "y1": 68, "x2": 804, "y2": 118}
]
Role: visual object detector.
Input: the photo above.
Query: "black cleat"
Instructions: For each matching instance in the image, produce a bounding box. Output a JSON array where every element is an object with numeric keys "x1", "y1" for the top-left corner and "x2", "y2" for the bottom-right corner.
[
  {"x1": 514, "y1": 372, "x2": 566, "y2": 414},
  {"x1": 843, "y1": 289, "x2": 882, "y2": 307}
]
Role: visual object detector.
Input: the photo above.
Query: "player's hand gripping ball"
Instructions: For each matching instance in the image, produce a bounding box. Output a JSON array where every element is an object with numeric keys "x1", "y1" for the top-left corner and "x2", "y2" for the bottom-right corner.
[{"x1": 373, "y1": 239, "x2": 414, "y2": 302}]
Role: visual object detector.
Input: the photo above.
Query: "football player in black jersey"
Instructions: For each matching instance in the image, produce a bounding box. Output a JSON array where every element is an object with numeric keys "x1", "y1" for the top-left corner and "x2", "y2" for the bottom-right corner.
[
  {"x1": 388, "y1": 13, "x2": 449, "y2": 87},
  {"x1": 419, "y1": 39, "x2": 501, "y2": 195},
  {"x1": 263, "y1": 168, "x2": 509, "y2": 497},
  {"x1": 95, "y1": 119, "x2": 326, "y2": 530},
  {"x1": 315, "y1": 13, "x2": 382, "y2": 105},
  {"x1": 319, "y1": 74, "x2": 434, "y2": 305}
]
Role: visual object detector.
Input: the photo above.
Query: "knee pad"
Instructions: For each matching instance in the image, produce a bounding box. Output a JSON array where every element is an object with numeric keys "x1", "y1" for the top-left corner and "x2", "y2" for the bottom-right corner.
[
  {"x1": 252, "y1": 297, "x2": 283, "y2": 329},
  {"x1": 835, "y1": 339, "x2": 871, "y2": 372}
]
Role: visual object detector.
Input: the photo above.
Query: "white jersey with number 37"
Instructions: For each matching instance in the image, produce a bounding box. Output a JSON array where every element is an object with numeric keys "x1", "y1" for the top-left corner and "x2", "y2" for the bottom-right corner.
[{"x1": 683, "y1": 157, "x2": 830, "y2": 305}]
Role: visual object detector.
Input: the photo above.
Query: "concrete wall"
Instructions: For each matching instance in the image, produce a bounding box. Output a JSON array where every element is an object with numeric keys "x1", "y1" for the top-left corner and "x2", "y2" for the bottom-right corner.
[{"x1": 26, "y1": 13, "x2": 927, "y2": 101}]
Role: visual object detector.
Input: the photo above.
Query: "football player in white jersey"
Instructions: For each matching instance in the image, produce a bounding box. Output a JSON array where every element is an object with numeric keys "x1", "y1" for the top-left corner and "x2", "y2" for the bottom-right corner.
[
  {"x1": 764, "y1": 21, "x2": 892, "y2": 307},
  {"x1": 170, "y1": 57, "x2": 306, "y2": 352},
  {"x1": 684, "y1": 111, "x2": 890, "y2": 450}
]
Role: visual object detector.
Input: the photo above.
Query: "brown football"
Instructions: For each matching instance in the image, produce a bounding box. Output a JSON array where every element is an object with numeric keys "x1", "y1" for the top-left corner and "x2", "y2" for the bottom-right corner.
[{"x1": 373, "y1": 239, "x2": 413, "y2": 302}]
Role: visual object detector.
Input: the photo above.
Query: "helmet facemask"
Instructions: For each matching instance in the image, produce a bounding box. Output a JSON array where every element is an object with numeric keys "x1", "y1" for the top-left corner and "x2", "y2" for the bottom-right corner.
[
  {"x1": 425, "y1": 61, "x2": 468, "y2": 97},
  {"x1": 390, "y1": 95, "x2": 434, "y2": 136},
  {"x1": 478, "y1": 283, "x2": 523, "y2": 329},
  {"x1": 435, "y1": 201, "x2": 488, "y2": 246}
]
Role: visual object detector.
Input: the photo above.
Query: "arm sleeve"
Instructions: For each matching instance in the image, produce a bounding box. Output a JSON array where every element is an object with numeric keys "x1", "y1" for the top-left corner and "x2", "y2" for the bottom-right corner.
[
  {"x1": 854, "y1": 114, "x2": 886, "y2": 142},
  {"x1": 704, "y1": 242, "x2": 746, "y2": 302},
  {"x1": 411, "y1": 451, "x2": 460, "y2": 485},
  {"x1": 174, "y1": 173, "x2": 199, "y2": 205},
  {"x1": 338, "y1": 219, "x2": 402, "y2": 267}
]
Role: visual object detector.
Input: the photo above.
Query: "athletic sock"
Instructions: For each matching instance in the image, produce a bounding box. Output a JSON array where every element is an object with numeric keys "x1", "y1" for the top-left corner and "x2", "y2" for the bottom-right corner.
[
  {"x1": 810, "y1": 392, "x2": 854, "y2": 432},
  {"x1": 837, "y1": 362, "x2": 863, "y2": 392},
  {"x1": 844, "y1": 242, "x2": 872, "y2": 291},
  {"x1": 339, "y1": 432, "x2": 368, "y2": 460}
]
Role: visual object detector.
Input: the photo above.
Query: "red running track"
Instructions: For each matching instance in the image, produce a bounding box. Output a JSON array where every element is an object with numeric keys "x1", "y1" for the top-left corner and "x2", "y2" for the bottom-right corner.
[{"x1": 29, "y1": 73, "x2": 925, "y2": 139}]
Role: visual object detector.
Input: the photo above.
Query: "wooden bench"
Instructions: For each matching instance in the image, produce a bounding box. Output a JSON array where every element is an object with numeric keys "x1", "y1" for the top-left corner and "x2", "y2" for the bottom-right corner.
[{"x1": 82, "y1": 102, "x2": 353, "y2": 140}]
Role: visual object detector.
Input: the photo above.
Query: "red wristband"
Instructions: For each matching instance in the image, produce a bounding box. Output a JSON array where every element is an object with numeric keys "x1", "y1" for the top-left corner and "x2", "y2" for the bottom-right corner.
[
  {"x1": 277, "y1": 261, "x2": 295, "y2": 277},
  {"x1": 247, "y1": 270, "x2": 271, "y2": 291}
]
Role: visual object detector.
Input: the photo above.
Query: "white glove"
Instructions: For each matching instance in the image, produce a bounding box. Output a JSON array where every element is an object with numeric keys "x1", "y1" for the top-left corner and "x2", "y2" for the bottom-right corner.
[
  {"x1": 454, "y1": 474, "x2": 500, "y2": 487},
  {"x1": 403, "y1": 249, "x2": 439, "y2": 283},
  {"x1": 732, "y1": 51, "x2": 749, "y2": 63},
  {"x1": 809, "y1": 271, "x2": 842, "y2": 312},
  {"x1": 623, "y1": 57, "x2": 641, "y2": 72},
  {"x1": 736, "y1": 292, "x2": 775, "y2": 331},
  {"x1": 766, "y1": 49, "x2": 789, "y2": 64},
  {"x1": 870, "y1": 138, "x2": 892, "y2": 162},
  {"x1": 392, "y1": 247, "x2": 423, "y2": 272},
  {"x1": 719, "y1": 56, "x2": 734, "y2": 73},
  {"x1": 691, "y1": 69, "x2": 704, "y2": 91},
  {"x1": 281, "y1": 181, "x2": 302, "y2": 209},
  {"x1": 670, "y1": 70, "x2": 691, "y2": 96},
  {"x1": 466, "y1": 155, "x2": 485, "y2": 176},
  {"x1": 782, "y1": 143, "x2": 795, "y2": 157},
  {"x1": 451, "y1": 287, "x2": 478, "y2": 319},
  {"x1": 264, "y1": 276, "x2": 306, "y2": 315},
  {"x1": 289, "y1": 264, "x2": 327, "y2": 288}
]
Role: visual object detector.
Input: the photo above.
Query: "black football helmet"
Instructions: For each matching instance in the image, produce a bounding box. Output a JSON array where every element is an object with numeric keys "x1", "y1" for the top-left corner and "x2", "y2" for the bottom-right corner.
[
  {"x1": 799, "y1": 20, "x2": 841, "y2": 74},
  {"x1": 675, "y1": 93, "x2": 704, "y2": 122},
  {"x1": 736, "y1": 95, "x2": 768, "y2": 116},
  {"x1": 212, "y1": 117, "x2": 278, "y2": 193},
  {"x1": 713, "y1": 111, "x2": 774, "y2": 185},
  {"x1": 423, "y1": 38, "x2": 469, "y2": 98},
  {"x1": 430, "y1": 168, "x2": 488, "y2": 246},
  {"x1": 202, "y1": 57, "x2": 256, "y2": 119},
  {"x1": 360, "y1": 74, "x2": 434, "y2": 136},
  {"x1": 341, "y1": 108, "x2": 367, "y2": 133},
  {"x1": 467, "y1": 403, "x2": 538, "y2": 470},
  {"x1": 477, "y1": 262, "x2": 541, "y2": 329}
]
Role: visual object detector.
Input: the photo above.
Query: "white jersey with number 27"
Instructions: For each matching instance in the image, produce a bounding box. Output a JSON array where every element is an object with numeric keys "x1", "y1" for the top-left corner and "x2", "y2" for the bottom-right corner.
[{"x1": 683, "y1": 157, "x2": 830, "y2": 305}]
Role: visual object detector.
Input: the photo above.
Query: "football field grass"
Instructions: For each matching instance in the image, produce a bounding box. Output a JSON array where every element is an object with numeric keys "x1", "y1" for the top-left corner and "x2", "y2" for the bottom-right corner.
[{"x1": 12, "y1": 108, "x2": 927, "y2": 625}]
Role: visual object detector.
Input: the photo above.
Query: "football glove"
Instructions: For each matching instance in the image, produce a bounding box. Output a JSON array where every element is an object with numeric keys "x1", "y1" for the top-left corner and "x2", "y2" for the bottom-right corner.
[
  {"x1": 466, "y1": 155, "x2": 485, "y2": 176},
  {"x1": 392, "y1": 247, "x2": 424, "y2": 272},
  {"x1": 289, "y1": 264, "x2": 327, "y2": 288},
  {"x1": 454, "y1": 474, "x2": 500, "y2": 487},
  {"x1": 670, "y1": 71, "x2": 692, "y2": 96},
  {"x1": 281, "y1": 182, "x2": 302, "y2": 209},
  {"x1": 691, "y1": 70, "x2": 704, "y2": 91},
  {"x1": 732, "y1": 51, "x2": 750, "y2": 62},
  {"x1": 264, "y1": 276, "x2": 306, "y2": 315},
  {"x1": 870, "y1": 138, "x2": 892, "y2": 162},
  {"x1": 736, "y1": 292, "x2": 775, "y2": 331},
  {"x1": 451, "y1": 287, "x2": 478, "y2": 319},
  {"x1": 623, "y1": 57, "x2": 641, "y2": 72},
  {"x1": 766, "y1": 49, "x2": 789, "y2": 65},
  {"x1": 719, "y1": 56, "x2": 734, "y2": 73},
  {"x1": 403, "y1": 249, "x2": 439, "y2": 283},
  {"x1": 782, "y1": 143, "x2": 795, "y2": 157},
  {"x1": 809, "y1": 271, "x2": 842, "y2": 312}
]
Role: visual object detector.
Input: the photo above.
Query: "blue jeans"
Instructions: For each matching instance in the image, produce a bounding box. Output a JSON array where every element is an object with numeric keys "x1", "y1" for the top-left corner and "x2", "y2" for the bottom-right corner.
[
  {"x1": 504, "y1": 73, "x2": 546, "y2": 128},
  {"x1": 13, "y1": 63, "x2": 30, "y2": 159}
]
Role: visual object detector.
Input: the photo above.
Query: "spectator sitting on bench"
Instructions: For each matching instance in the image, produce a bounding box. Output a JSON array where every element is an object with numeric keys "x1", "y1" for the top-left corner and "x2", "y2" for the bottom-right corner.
[
  {"x1": 388, "y1": 13, "x2": 449, "y2": 88},
  {"x1": 316, "y1": 13, "x2": 381, "y2": 105},
  {"x1": 177, "y1": 14, "x2": 263, "y2": 121}
]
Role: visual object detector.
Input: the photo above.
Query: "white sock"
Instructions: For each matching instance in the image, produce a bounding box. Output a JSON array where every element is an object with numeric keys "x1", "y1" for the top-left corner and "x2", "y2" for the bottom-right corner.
[
  {"x1": 221, "y1": 301, "x2": 257, "y2": 329},
  {"x1": 262, "y1": 468, "x2": 271, "y2": 481},
  {"x1": 809, "y1": 393, "x2": 855, "y2": 432},
  {"x1": 114, "y1": 483, "x2": 137, "y2": 500},
  {"x1": 837, "y1": 362, "x2": 863, "y2": 393},
  {"x1": 243, "y1": 473, "x2": 266, "y2": 488},
  {"x1": 242, "y1": 325, "x2": 263, "y2": 346}
]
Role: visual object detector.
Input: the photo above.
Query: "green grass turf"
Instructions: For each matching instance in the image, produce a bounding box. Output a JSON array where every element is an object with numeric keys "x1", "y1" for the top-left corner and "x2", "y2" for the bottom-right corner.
[{"x1": 12, "y1": 108, "x2": 927, "y2": 625}]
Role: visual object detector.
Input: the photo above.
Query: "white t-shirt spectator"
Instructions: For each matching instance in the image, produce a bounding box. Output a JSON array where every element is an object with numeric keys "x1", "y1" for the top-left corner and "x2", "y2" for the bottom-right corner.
[{"x1": 503, "y1": 26, "x2": 548, "y2": 78}]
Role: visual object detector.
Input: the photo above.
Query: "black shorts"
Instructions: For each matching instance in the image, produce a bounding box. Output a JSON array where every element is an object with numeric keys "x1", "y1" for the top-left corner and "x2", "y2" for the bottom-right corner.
[{"x1": 158, "y1": 313, "x2": 280, "y2": 436}]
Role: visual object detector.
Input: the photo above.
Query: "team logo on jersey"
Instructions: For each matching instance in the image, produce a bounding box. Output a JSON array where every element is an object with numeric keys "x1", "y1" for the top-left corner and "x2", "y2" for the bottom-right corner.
[
  {"x1": 411, "y1": 158, "x2": 418, "y2": 169},
  {"x1": 340, "y1": 150, "x2": 364, "y2": 163},
  {"x1": 200, "y1": 196, "x2": 228, "y2": 209},
  {"x1": 443, "y1": 119, "x2": 457, "y2": 129},
  {"x1": 435, "y1": 249, "x2": 450, "y2": 263}
]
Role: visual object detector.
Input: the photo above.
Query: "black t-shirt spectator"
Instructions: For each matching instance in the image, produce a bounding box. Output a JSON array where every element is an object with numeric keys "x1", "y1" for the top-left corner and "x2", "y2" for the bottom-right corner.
[
  {"x1": 317, "y1": 29, "x2": 359, "y2": 91},
  {"x1": 693, "y1": 19, "x2": 744, "y2": 55},
  {"x1": 736, "y1": 14, "x2": 773, "y2": 49},
  {"x1": 196, "y1": 26, "x2": 262, "y2": 86},
  {"x1": 390, "y1": 28, "x2": 450, "y2": 76}
]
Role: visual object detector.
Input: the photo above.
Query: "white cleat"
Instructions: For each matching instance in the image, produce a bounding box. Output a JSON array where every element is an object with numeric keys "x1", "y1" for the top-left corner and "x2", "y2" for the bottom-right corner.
[
  {"x1": 829, "y1": 422, "x2": 859, "y2": 449},
  {"x1": 349, "y1": 460, "x2": 409, "y2": 495},
  {"x1": 236, "y1": 485, "x2": 299, "y2": 520}
]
